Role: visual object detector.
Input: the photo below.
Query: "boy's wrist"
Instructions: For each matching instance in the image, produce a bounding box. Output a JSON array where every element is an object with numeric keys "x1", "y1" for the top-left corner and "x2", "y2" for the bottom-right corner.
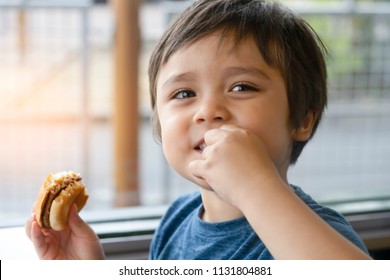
[{"x1": 235, "y1": 173, "x2": 287, "y2": 213}]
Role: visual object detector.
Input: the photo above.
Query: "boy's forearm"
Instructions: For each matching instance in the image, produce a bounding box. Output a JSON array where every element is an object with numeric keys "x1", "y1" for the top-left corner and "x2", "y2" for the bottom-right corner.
[{"x1": 238, "y1": 178, "x2": 371, "y2": 260}]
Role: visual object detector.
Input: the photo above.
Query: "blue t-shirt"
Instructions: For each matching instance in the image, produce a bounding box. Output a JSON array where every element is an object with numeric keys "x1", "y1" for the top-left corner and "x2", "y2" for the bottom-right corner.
[{"x1": 149, "y1": 185, "x2": 369, "y2": 260}]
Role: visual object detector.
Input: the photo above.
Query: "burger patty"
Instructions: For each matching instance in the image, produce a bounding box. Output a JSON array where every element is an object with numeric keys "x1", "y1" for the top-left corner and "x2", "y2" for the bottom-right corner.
[{"x1": 41, "y1": 175, "x2": 82, "y2": 228}]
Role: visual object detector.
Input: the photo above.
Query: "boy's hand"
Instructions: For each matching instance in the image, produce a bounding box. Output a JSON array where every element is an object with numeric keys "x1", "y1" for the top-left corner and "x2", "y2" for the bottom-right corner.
[
  {"x1": 25, "y1": 204, "x2": 105, "y2": 260},
  {"x1": 189, "y1": 124, "x2": 281, "y2": 208}
]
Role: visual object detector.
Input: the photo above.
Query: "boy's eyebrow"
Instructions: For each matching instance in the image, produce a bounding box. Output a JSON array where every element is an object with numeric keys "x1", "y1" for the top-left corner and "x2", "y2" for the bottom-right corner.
[
  {"x1": 160, "y1": 66, "x2": 272, "y2": 90},
  {"x1": 224, "y1": 66, "x2": 271, "y2": 80},
  {"x1": 160, "y1": 72, "x2": 197, "y2": 89}
]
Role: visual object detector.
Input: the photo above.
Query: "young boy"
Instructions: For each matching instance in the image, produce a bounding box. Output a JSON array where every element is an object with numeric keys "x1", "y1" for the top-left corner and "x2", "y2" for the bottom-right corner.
[{"x1": 26, "y1": 0, "x2": 370, "y2": 259}]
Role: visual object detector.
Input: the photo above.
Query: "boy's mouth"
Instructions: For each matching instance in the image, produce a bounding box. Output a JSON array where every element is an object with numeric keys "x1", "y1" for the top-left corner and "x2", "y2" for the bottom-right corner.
[{"x1": 194, "y1": 141, "x2": 206, "y2": 151}]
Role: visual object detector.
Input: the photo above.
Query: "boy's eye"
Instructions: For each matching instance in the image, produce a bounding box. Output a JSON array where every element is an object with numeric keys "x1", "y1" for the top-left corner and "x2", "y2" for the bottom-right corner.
[
  {"x1": 231, "y1": 83, "x2": 257, "y2": 92},
  {"x1": 172, "y1": 89, "x2": 196, "y2": 99}
]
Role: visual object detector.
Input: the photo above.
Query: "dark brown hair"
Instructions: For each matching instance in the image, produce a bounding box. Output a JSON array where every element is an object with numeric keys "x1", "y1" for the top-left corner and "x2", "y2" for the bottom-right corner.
[{"x1": 148, "y1": 0, "x2": 328, "y2": 164}]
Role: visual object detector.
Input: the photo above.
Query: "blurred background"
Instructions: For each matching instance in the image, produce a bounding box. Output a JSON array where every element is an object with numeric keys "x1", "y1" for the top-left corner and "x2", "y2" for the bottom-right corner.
[{"x1": 0, "y1": 0, "x2": 389, "y2": 226}]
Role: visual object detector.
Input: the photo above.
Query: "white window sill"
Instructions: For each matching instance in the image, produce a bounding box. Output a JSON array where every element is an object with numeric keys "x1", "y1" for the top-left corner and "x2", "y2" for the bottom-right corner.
[
  {"x1": 1, "y1": 205, "x2": 390, "y2": 260},
  {"x1": 0, "y1": 205, "x2": 166, "y2": 260},
  {"x1": 0, "y1": 227, "x2": 38, "y2": 260}
]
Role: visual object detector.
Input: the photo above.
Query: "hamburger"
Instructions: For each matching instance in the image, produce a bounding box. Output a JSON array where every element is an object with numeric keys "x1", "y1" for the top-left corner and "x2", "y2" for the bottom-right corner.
[{"x1": 35, "y1": 171, "x2": 89, "y2": 231}]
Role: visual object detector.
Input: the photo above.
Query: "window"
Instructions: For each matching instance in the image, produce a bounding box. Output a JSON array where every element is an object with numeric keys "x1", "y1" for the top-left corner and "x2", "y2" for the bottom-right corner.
[{"x1": 0, "y1": 0, "x2": 389, "y2": 259}]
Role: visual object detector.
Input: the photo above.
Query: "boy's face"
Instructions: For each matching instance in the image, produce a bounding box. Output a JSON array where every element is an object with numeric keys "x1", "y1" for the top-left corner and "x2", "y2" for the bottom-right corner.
[{"x1": 155, "y1": 33, "x2": 296, "y2": 187}]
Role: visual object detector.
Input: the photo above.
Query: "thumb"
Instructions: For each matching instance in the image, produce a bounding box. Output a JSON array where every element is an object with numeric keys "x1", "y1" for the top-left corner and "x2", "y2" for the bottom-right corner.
[
  {"x1": 67, "y1": 204, "x2": 105, "y2": 259},
  {"x1": 188, "y1": 159, "x2": 205, "y2": 180},
  {"x1": 68, "y1": 204, "x2": 94, "y2": 237},
  {"x1": 189, "y1": 159, "x2": 215, "y2": 191}
]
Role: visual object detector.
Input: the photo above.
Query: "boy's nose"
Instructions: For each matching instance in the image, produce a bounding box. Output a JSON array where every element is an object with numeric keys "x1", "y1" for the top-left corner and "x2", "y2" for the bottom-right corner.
[{"x1": 192, "y1": 96, "x2": 230, "y2": 124}]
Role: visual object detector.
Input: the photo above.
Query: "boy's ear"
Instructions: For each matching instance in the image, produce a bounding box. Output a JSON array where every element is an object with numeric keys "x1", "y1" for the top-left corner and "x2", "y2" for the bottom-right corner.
[{"x1": 292, "y1": 111, "x2": 317, "y2": 142}]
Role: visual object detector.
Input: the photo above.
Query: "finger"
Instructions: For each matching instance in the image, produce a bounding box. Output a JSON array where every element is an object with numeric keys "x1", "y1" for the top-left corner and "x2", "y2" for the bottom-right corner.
[
  {"x1": 189, "y1": 159, "x2": 215, "y2": 192},
  {"x1": 219, "y1": 123, "x2": 240, "y2": 131},
  {"x1": 188, "y1": 159, "x2": 204, "y2": 180},
  {"x1": 189, "y1": 159, "x2": 211, "y2": 185},
  {"x1": 68, "y1": 204, "x2": 95, "y2": 238},
  {"x1": 30, "y1": 221, "x2": 49, "y2": 258},
  {"x1": 68, "y1": 204, "x2": 83, "y2": 233},
  {"x1": 25, "y1": 213, "x2": 35, "y2": 240},
  {"x1": 204, "y1": 128, "x2": 225, "y2": 146},
  {"x1": 204, "y1": 124, "x2": 242, "y2": 146}
]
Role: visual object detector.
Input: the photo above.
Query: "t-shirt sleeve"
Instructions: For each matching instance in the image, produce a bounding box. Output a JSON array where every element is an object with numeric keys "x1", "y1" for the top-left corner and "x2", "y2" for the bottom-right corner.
[{"x1": 315, "y1": 208, "x2": 369, "y2": 254}]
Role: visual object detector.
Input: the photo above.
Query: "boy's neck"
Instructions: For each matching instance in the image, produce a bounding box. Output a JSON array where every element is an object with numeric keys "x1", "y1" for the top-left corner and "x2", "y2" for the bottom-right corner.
[{"x1": 200, "y1": 189, "x2": 244, "y2": 223}]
